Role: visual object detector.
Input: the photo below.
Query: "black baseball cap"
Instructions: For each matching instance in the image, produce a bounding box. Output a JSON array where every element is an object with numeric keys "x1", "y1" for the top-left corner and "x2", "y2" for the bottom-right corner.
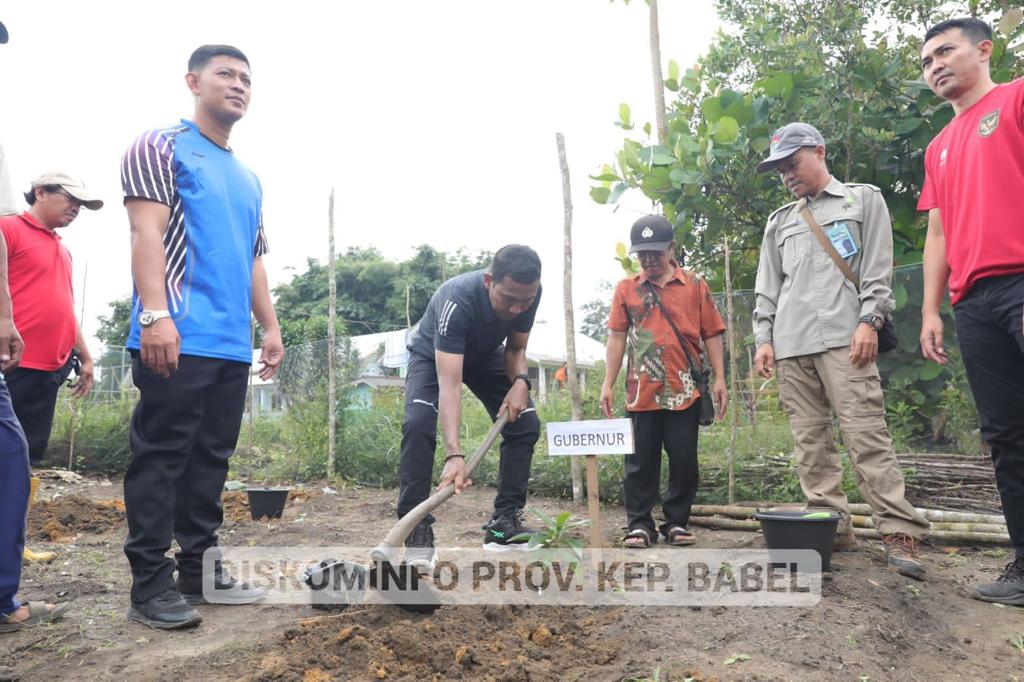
[{"x1": 629, "y1": 214, "x2": 673, "y2": 253}]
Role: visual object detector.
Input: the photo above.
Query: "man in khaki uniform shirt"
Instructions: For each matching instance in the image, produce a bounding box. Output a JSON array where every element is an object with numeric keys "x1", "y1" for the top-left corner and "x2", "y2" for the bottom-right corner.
[{"x1": 753, "y1": 122, "x2": 930, "y2": 580}]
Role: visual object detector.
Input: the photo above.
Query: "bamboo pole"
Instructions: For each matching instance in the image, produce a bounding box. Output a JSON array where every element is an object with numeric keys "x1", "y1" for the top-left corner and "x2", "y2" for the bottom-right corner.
[
  {"x1": 847, "y1": 503, "x2": 1005, "y2": 526},
  {"x1": 248, "y1": 318, "x2": 255, "y2": 482},
  {"x1": 687, "y1": 515, "x2": 1010, "y2": 544},
  {"x1": 556, "y1": 132, "x2": 584, "y2": 504},
  {"x1": 327, "y1": 187, "x2": 337, "y2": 477},
  {"x1": 648, "y1": 0, "x2": 667, "y2": 145},
  {"x1": 692, "y1": 499, "x2": 1003, "y2": 524},
  {"x1": 850, "y1": 515, "x2": 1006, "y2": 535},
  {"x1": 723, "y1": 235, "x2": 737, "y2": 504}
]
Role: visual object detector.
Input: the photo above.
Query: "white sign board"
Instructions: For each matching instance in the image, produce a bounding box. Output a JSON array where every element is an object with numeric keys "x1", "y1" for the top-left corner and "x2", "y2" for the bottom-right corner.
[{"x1": 546, "y1": 419, "x2": 635, "y2": 456}]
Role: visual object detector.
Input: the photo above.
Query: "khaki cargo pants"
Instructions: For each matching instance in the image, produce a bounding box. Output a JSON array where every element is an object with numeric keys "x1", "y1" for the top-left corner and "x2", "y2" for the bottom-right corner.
[{"x1": 776, "y1": 347, "x2": 929, "y2": 538}]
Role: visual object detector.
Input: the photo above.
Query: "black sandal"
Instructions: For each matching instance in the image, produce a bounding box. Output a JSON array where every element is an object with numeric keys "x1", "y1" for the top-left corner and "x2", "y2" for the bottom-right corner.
[
  {"x1": 622, "y1": 528, "x2": 656, "y2": 549},
  {"x1": 664, "y1": 525, "x2": 696, "y2": 546}
]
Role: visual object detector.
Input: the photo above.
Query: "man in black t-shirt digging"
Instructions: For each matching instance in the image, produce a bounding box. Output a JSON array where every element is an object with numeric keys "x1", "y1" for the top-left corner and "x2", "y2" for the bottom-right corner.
[{"x1": 400, "y1": 245, "x2": 542, "y2": 567}]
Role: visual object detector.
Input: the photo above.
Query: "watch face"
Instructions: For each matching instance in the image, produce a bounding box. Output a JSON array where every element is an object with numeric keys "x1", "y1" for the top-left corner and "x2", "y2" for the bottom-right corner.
[{"x1": 139, "y1": 311, "x2": 153, "y2": 326}]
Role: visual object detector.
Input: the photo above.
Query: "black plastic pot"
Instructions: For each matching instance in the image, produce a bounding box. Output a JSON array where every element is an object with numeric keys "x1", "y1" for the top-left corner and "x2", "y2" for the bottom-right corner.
[
  {"x1": 754, "y1": 509, "x2": 841, "y2": 571},
  {"x1": 246, "y1": 487, "x2": 291, "y2": 520}
]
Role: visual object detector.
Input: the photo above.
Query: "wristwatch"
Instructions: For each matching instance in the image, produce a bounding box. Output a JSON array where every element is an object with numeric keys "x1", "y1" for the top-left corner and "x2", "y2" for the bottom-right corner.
[
  {"x1": 513, "y1": 373, "x2": 532, "y2": 391},
  {"x1": 859, "y1": 313, "x2": 884, "y2": 331},
  {"x1": 138, "y1": 309, "x2": 172, "y2": 327}
]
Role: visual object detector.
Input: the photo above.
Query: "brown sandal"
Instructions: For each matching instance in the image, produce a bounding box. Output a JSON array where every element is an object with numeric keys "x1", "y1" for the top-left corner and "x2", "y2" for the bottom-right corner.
[
  {"x1": 623, "y1": 528, "x2": 656, "y2": 549},
  {"x1": 664, "y1": 525, "x2": 696, "y2": 546}
]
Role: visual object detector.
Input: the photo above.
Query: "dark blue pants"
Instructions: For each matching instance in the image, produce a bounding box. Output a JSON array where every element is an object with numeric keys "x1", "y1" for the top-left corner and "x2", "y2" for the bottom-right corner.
[
  {"x1": 0, "y1": 377, "x2": 31, "y2": 616},
  {"x1": 954, "y1": 273, "x2": 1024, "y2": 554},
  {"x1": 397, "y1": 350, "x2": 540, "y2": 523}
]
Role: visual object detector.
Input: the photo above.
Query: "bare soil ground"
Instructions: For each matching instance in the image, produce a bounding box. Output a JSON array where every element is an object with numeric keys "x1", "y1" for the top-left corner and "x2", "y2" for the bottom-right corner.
[{"x1": 3, "y1": 475, "x2": 1024, "y2": 681}]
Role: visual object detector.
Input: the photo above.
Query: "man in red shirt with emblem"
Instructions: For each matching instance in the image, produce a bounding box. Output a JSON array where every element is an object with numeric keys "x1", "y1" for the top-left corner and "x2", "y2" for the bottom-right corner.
[
  {"x1": 600, "y1": 215, "x2": 727, "y2": 548},
  {"x1": 0, "y1": 173, "x2": 101, "y2": 465},
  {"x1": 918, "y1": 18, "x2": 1024, "y2": 604}
]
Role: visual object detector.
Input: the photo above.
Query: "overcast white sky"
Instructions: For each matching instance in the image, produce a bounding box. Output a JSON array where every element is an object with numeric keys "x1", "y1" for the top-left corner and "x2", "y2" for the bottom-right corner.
[{"x1": 0, "y1": 1, "x2": 720, "y2": 352}]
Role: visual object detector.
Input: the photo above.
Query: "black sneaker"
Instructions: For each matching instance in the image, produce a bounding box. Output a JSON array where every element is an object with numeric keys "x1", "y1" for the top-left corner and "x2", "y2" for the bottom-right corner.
[
  {"x1": 127, "y1": 589, "x2": 202, "y2": 630},
  {"x1": 974, "y1": 555, "x2": 1024, "y2": 606},
  {"x1": 483, "y1": 508, "x2": 535, "y2": 546},
  {"x1": 178, "y1": 573, "x2": 267, "y2": 605},
  {"x1": 404, "y1": 521, "x2": 436, "y2": 570}
]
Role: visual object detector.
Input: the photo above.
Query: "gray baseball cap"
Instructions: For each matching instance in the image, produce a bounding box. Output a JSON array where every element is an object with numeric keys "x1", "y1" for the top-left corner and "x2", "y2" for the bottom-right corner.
[
  {"x1": 0, "y1": 20, "x2": 8, "y2": 44},
  {"x1": 756, "y1": 122, "x2": 826, "y2": 173}
]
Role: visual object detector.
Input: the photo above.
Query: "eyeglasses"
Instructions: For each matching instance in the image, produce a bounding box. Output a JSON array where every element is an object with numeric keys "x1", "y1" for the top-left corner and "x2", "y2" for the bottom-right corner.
[{"x1": 53, "y1": 187, "x2": 82, "y2": 207}]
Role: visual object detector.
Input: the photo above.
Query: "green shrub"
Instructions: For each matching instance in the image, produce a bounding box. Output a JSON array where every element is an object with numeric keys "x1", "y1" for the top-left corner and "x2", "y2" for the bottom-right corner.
[{"x1": 46, "y1": 397, "x2": 135, "y2": 475}]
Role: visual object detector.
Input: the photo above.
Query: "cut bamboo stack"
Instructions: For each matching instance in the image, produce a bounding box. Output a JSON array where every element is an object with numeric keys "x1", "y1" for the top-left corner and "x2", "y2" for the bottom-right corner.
[{"x1": 688, "y1": 503, "x2": 1010, "y2": 545}]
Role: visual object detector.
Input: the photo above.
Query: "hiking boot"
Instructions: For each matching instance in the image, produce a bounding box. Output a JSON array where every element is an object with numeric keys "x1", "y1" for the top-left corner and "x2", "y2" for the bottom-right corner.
[
  {"x1": 883, "y1": 533, "x2": 926, "y2": 581},
  {"x1": 833, "y1": 531, "x2": 859, "y2": 552},
  {"x1": 127, "y1": 589, "x2": 202, "y2": 630},
  {"x1": 973, "y1": 555, "x2": 1024, "y2": 606},
  {"x1": 404, "y1": 520, "x2": 437, "y2": 570},
  {"x1": 483, "y1": 508, "x2": 535, "y2": 546},
  {"x1": 178, "y1": 573, "x2": 267, "y2": 605}
]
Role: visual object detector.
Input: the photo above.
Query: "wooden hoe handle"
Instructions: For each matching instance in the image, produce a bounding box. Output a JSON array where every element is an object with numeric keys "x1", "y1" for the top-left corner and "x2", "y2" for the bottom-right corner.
[{"x1": 371, "y1": 410, "x2": 510, "y2": 561}]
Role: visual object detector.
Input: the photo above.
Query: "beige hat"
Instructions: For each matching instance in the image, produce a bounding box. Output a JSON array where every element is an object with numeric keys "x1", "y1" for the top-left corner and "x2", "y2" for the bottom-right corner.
[{"x1": 31, "y1": 172, "x2": 103, "y2": 210}]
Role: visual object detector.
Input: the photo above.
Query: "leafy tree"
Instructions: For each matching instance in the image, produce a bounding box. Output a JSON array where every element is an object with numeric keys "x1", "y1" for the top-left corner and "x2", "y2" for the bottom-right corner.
[
  {"x1": 96, "y1": 296, "x2": 132, "y2": 347},
  {"x1": 580, "y1": 281, "x2": 613, "y2": 344},
  {"x1": 273, "y1": 245, "x2": 491, "y2": 347}
]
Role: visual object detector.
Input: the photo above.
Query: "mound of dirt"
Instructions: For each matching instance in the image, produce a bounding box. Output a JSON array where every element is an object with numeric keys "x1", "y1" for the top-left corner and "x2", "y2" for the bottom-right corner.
[
  {"x1": 27, "y1": 495, "x2": 126, "y2": 542},
  {"x1": 245, "y1": 605, "x2": 702, "y2": 681}
]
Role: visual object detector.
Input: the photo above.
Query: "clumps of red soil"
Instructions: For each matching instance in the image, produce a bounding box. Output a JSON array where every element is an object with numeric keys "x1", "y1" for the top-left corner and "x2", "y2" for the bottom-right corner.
[
  {"x1": 243, "y1": 605, "x2": 636, "y2": 681},
  {"x1": 27, "y1": 495, "x2": 125, "y2": 542}
]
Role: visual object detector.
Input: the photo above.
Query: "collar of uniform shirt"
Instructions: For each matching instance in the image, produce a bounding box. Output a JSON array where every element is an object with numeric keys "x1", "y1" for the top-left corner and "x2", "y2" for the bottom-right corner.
[
  {"x1": 805, "y1": 175, "x2": 846, "y2": 204},
  {"x1": 636, "y1": 260, "x2": 688, "y2": 285}
]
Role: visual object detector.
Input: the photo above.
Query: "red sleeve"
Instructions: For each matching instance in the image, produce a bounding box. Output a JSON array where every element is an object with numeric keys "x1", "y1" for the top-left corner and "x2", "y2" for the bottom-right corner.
[
  {"x1": 917, "y1": 142, "x2": 939, "y2": 212},
  {"x1": 607, "y1": 280, "x2": 630, "y2": 332},
  {"x1": 0, "y1": 218, "x2": 18, "y2": 256}
]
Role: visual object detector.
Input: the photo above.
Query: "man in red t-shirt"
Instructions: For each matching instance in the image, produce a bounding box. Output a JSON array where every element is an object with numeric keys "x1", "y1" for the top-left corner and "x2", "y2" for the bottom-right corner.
[
  {"x1": 0, "y1": 172, "x2": 102, "y2": 465},
  {"x1": 600, "y1": 215, "x2": 727, "y2": 548},
  {"x1": 918, "y1": 17, "x2": 1024, "y2": 605}
]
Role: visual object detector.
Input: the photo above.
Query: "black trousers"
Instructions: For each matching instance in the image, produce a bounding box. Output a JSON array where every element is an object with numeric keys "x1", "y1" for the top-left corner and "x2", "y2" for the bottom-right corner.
[
  {"x1": 625, "y1": 404, "x2": 700, "y2": 536},
  {"x1": 954, "y1": 273, "x2": 1024, "y2": 553},
  {"x1": 397, "y1": 350, "x2": 540, "y2": 523},
  {"x1": 123, "y1": 354, "x2": 249, "y2": 603},
  {"x1": 5, "y1": 358, "x2": 73, "y2": 465}
]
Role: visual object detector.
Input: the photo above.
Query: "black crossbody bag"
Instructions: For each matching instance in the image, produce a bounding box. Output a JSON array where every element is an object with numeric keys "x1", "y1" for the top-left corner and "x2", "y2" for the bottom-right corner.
[{"x1": 643, "y1": 280, "x2": 716, "y2": 426}]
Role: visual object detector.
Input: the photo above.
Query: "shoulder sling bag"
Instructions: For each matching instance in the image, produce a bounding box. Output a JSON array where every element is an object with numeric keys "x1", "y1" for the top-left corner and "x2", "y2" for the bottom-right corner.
[
  {"x1": 643, "y1": 279, "x2": 716, "y2": 426},
  {"x1": 796, "y1": 198, "x2": 898, "y2": 352}
]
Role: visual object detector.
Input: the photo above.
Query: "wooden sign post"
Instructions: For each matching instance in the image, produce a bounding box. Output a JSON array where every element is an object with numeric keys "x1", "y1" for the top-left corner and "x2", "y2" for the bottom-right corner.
[{"x1": 546, "y1": 419, "x2": 635, "y2": 548}]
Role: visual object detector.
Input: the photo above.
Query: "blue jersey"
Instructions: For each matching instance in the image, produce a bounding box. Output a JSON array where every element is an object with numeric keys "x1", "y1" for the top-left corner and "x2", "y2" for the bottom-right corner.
[{"x1": 121, "y1": 119, "x2": 267, "y2": 363}]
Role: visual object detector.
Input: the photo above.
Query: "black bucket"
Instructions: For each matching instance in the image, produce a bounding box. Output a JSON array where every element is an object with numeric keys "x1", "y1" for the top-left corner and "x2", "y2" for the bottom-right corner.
[
  {"x1": 246, "y1": 487, "x2": 291, "y2": 520},
  {"x1": 754, "y1": 509, "x2": 841, "y2": 571}
]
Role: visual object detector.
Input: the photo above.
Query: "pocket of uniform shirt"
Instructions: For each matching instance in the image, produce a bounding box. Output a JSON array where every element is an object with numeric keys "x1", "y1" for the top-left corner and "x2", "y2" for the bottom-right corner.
[{"x1": 776, "y1": 221, "x2": 810, "y2": 267}]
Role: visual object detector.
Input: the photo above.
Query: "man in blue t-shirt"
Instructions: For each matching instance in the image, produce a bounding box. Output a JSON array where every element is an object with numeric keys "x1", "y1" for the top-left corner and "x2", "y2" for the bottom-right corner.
[
  {"x1": 119, "y1": 44, "x2": 284, "y2": 630},
  {"x1": 400, "y1": 245, "x2": 542, "y2": 567}
]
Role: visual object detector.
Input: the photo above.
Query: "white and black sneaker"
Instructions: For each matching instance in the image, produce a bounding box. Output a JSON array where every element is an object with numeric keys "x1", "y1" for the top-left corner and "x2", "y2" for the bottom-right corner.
[
  {"x1": 483, "y1": 508, "x2": 535, "y2": 550},
  {"x1": 404, "y1": 520, "x2": 437, "y2": 570}
]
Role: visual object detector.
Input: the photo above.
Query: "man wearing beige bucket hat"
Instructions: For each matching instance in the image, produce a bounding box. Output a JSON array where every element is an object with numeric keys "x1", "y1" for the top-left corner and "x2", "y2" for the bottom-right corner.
[{"x1": 1, "y1": 172, "x2": 102, "y2": 469}]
